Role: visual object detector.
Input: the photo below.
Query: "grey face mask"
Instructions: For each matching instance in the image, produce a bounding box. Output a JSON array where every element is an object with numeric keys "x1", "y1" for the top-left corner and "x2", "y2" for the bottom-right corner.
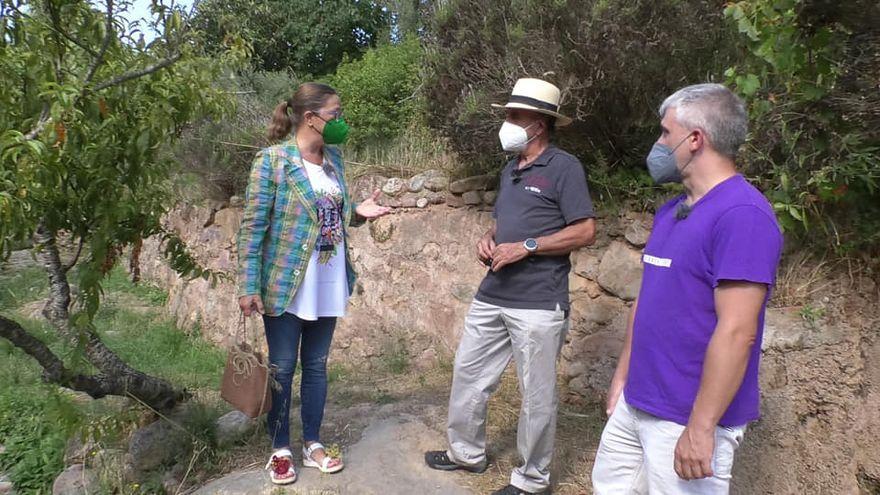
[{"x1": 645, "y1": 133, "x2": 694, "y2": 184}]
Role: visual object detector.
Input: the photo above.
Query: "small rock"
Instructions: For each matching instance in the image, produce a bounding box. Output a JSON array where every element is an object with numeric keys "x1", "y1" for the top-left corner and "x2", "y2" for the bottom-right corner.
[
  {"x1": 462, "y1": 190, "x2": 482, "y2": 206},
  {"x1": 228, "y1": 195, "x2": 244, "y2": 208},
  {"x1": 624, "y1": 221, "x2": 650, "y2": 248},
  {"x1": 424, "y1": 176, "x2": 450, "y2": 192},
  {"x1": 382, "y1": 178, "x2": 405, "y2": 196},
  {"x1": 128, "y1": 418, "x2": 188, "y2": 473},
  {"x1": 377, "y1": 195, "x2": 402, "y2": 208},
  {"x1": 400, "y1": 193, "x2": 419, "y2": 208},
  {"x1": 0, "y1": 444, "x2": 5, "y2": 455},
  {"x1": 417, "y1": 169, "x2": 450, "y2": 191},
  {"x1": 446, "y1": 193, "x2": 465, "y2": 208},
  {"x1": 369, "y1": 217, "x2": 395, "y2": 243},
  {"x1": 351, "y1": 174, "x2": 388, "y2": 200},
  {"x1": 416, "y1": 197, "x2": 429, "y2": 208},
  {"x1": 414, "y1": 348, "x2": 439, "y2": 371},
  {"x1": 0, "y1": 481, "x2": 12, "y2": 494},
  {"x1": 407, "y1": 175, "x2": 425, "y2": 193},
  {"x1": 52, "y1": 464, "x2": 98, "y2": 495},
  {"x1": 427, "y1": 191, "x2": 446, "y2": 205},
  {"x1": 482, "y1": 190, "x2": 498, "y2": 206},
  {"x1": 449, "y1": 174, "x2": 494, "y2": 194},
  {"x1": 572, "y1": 250, "x2": 601, "y2": 280},
  {"x1": 215, "y1": 410, "x2": 256, "y2": 447}
]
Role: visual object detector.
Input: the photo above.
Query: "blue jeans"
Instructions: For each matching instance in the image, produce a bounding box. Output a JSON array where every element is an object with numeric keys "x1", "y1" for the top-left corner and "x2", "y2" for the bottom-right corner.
[{"x1": 263, "y1": 313, "x2": 336, "y2": 449}]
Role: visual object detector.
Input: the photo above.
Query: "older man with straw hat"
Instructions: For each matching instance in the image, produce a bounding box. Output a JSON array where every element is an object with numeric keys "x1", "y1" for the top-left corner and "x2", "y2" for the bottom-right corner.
[{"x1": 425, "y1": 78, "x2": 597, "y2": 495}]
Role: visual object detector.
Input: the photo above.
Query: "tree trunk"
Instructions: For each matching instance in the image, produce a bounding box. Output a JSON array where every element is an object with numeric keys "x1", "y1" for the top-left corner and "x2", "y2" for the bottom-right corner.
[{"x1": 23, "y1": 223, "x2": 188, "y2": 411}]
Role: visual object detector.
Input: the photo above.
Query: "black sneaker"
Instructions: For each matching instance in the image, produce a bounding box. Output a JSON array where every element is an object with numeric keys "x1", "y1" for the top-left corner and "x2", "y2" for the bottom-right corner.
[
  {"x1": 424, "y1": 450, "x2": 487, "y2": 473},
  {"x1": 490, "y1": 484, "x2": 551, "y2": 495}
]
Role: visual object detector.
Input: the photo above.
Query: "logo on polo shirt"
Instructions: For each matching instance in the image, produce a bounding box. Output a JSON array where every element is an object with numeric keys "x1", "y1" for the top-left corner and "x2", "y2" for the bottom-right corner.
[{"x1": 523, "y1": 175, "x2": 550, "y2": 195}]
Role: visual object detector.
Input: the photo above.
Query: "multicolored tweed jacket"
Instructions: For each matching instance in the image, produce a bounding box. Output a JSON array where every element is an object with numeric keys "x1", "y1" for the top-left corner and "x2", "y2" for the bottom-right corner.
[{"x1": 237, "y1": 137, "x2": 357, "y2": 316}]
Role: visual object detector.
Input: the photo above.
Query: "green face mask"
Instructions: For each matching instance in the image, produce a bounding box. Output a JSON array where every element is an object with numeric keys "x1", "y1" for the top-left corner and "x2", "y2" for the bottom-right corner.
[{"x1": 316, "y1": 115, "x2": 350, "y2": 145}]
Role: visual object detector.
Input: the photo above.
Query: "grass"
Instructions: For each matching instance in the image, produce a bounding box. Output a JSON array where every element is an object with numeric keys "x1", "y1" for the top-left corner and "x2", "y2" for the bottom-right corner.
[{"x1": 0, "y1": 263, "x2": 226, "y2": 493}]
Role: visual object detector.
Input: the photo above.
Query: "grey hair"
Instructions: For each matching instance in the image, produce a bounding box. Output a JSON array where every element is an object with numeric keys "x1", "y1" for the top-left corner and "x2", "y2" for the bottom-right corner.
[{"x1": 659, "y1": 83, "x2": 748, "y2": 159}]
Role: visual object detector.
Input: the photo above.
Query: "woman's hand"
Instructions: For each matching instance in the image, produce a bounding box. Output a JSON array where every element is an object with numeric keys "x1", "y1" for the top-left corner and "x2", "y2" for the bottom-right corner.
[
  {"x1": 239, "y1": 295, "x2": 265, "y2": 316},
  {"x1": 355, "y1": 189, "x2": 391, "y2": 219}
]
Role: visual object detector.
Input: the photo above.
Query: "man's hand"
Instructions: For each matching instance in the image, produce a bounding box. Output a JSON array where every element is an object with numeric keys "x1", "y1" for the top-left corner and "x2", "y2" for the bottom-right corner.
[
  {"x1": 490, "y1": 242, "x2": 528, "y2": 272},
  {"x1": 477, "y1": 230, "x2": 496, "y2": 265},
  {"x1": 674, "y1": 425, "x2": 715, "y2": 480},
  {"x1": 239, "y1": 295, "x2": 265, "y2": 317},
  {"x1": 605, "y1": 374, "x2": 626, "y2": 417}
]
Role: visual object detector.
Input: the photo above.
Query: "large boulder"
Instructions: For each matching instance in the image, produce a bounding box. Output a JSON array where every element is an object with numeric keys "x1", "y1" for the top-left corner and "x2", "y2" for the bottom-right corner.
[{"x1": 597, "y1": 241, "x2": 643, "y2": 301}]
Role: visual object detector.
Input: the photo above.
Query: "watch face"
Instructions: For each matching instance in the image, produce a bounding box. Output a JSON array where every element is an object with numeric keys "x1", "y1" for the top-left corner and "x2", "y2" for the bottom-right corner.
[{"x1": 525, "y1": 238, "x2": 538, "y2": 251}]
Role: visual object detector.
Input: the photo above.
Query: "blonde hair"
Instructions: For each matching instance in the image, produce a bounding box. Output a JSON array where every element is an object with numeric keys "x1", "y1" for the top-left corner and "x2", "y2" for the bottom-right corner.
[{"x1": 267, "y1": 82, "x2": 338, "y2": 141}]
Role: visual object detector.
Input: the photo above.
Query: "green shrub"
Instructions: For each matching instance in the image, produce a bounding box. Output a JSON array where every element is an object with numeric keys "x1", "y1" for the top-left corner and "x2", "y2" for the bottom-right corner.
[
  {"x1": 724, "y1": 0, "x2": 880, "y2": 255},
  {"x1": 330, "y1": 37, "x2": 424, "y2": 150},
  {"x1": 0, "y1": 389, "x2": 82, "y2": 492}
]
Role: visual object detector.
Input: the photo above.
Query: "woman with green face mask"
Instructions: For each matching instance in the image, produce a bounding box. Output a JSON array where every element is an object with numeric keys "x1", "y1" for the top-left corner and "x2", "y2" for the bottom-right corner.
[{"x1": 237, "y1": 82, "x2": 390, "y2": 485}]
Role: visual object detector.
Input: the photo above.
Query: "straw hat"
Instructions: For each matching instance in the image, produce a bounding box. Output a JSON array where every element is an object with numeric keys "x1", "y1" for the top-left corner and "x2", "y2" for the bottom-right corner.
[{"x1": 491, "y1": 78, "x2": 572, "y2": 127}]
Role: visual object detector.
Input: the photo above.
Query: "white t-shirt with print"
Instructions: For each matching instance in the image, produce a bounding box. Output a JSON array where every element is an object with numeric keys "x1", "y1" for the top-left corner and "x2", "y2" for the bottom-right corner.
[{"x1": 285, "y1": 159, "x2": 349, "y2": 320}]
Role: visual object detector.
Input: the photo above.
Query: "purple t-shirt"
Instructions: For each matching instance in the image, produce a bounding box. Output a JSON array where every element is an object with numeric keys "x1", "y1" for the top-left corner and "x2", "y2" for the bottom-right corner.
[{"x1": 624, "y1": 174, "x2": 783, "y2": 427}]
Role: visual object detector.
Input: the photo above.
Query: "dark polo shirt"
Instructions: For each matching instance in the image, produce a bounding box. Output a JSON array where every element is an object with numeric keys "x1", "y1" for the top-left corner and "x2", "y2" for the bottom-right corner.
[{"x1": 475, "y1": 145, "x2": 594, "y2": 311}]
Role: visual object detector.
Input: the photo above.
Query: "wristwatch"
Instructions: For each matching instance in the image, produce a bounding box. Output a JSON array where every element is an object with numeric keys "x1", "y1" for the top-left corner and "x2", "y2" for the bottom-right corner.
[{"x1": 523, "y1": 238, "x2": 538, "y2": 254}]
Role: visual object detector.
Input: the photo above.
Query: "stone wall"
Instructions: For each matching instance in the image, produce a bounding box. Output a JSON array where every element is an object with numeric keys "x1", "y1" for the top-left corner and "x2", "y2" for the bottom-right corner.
[{"x1": 137, "y1": 172, "x2": 880, "y2": 494}]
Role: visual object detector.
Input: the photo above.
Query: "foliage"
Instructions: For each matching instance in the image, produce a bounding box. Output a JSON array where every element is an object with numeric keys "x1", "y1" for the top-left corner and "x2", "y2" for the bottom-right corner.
[
  {"x1": 0, "y1": 0, "x2": 242, "y2": 319},
  {"x1": 423, "y1": 0, "x2": 739, "y2": 175},
  {"x1": 330, "y1": 37, "x2": 423, "y2": 149},
  {"x1": 192, "y1": 0, "x2": 390, "y2": 75},
  {"x1": 173, "y1": 70, "x2": 298, "y2": 200},
  {"x1": 724, "y1": 0, "x2": 880, "y2": 255},
  {"x1": 0, "y1": 388, "x2": 81, "y2": 491},
  {"x1": 0, "y1": 266, "x2": 225, "y2": 492}
]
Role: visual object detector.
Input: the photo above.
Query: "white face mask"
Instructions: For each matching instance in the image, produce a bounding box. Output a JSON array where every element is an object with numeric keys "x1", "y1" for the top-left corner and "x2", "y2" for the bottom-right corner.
[{"x1": 498, "y1": 121, "x2": 538, "y2": 153}]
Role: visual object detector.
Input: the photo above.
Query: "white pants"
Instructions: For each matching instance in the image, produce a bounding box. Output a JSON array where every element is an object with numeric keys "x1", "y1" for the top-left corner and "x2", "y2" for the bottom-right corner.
[
  {"x1": 446, "y1": 299, "x2": 569, "y2": 493},
  {"x1": 592, "y1": 396, "x2": 746, "y2": 495}
]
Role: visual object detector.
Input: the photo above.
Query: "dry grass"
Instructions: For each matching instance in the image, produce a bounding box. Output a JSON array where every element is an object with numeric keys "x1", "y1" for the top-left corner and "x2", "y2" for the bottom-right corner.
[
  {"x1": 459, "y1": 368, "x2": 605, "y2": 495},
  {"x1": 344, "y1": 125, "x2": 461, "y2": 181}
]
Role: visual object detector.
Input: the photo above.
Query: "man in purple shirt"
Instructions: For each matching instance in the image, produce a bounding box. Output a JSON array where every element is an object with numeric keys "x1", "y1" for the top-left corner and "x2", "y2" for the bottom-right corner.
[{"x1": 592, "y1": 83, "x2": 783, "y2": 494}]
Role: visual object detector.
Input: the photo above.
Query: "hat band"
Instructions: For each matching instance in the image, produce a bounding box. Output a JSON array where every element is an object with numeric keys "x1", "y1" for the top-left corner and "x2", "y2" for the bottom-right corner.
[{"x1": 507, "y1": 95, "x2": 559, "y2": 113}]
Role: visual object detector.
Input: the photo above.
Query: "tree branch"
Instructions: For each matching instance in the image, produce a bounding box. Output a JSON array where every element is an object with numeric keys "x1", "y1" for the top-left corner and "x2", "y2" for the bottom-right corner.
[
  {"x1": 0, "y1": 313, "x2": 108, "y2": 398},
  {"x1": 93, "y1": 53, "x2": 182, "y2": 91},
  {"x1": 24, "y1": 104, "x2": 51, "y2": 141},
  {"x1": 62, "y1": 237, "x2": 85, "y2": 274},
  {"x1": 83, "y1": 0, "x2": 115, "y2": 86}
]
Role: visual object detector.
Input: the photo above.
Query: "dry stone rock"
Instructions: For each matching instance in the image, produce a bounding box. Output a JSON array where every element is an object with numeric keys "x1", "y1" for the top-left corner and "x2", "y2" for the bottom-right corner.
[
  {"x1": 216, "y1": 410, "x2": 256, "y2": 447},
  {"x1": 482, "y1": 190, "x2": 498, "y2": 206},
  {"x1": 52, "y1": 464, "x2": 98, "y2": 495},
  {"x1": 624, "y1": 221, "x2": 650, "y2": 247},
  {"x1": 416, "y1": 197, "x2": 429, "y2": 208},
  {"x1": 382, "y1": 177, "x2": 405, "y2": 196},
  {"x1": 449, "y1": 174, "x2": 493, "y2": 194},
  {"x1": 597, "y1": 241, "x2": 642, "y2": 301},
  {"x1": 424, "y1": 176, "x2": 449, "y2": 192},
  {"x1": 572, "y1": 249, "x2": 600, "y2": 280},
  {"x1": 445, "y1": 193, "x2": 465, "y2": 208},
  {"x1": 462, "y1": 190, "x2": 482, "y2": 206},
  {"x1": 400, "y1": 193, "x2": 419, "y2": 208},
  {"x1": 128, "y1": 418, "x2": 188, "y2": 473},
  {"x1": 0, "y1": 480, "x2": 11, "y2": 494},
  {"x1": 351, "y1": 175, "x2": 388, "y2": 201},
  {"x1": 407, "y1": 175, "x2": 425, "y2": 193},
  {"x1": 228, "y1": 195, "x2": 244, "y2": 208}
]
